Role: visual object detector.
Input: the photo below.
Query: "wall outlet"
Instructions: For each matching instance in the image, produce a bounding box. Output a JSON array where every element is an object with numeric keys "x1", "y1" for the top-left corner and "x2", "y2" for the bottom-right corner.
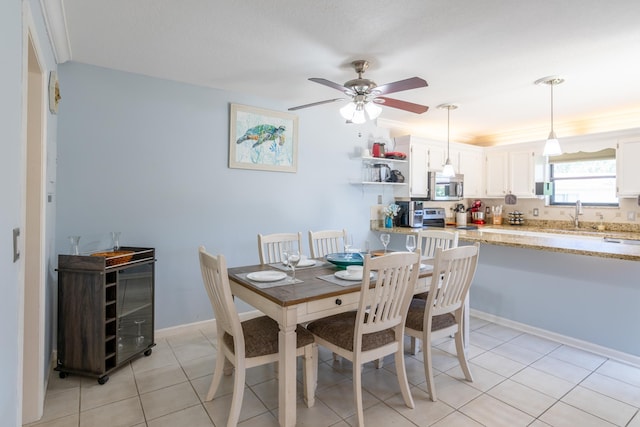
[
  {"x1": 628, "y1": 211, "x2": 637, "y2": 221},
  {"x1": 533, "y1": 208, "x2": 539, "y2": 217}
]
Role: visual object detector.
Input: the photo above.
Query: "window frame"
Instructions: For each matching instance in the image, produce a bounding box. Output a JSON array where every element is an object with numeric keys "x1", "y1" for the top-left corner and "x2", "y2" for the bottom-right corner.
[{"x1": 548, "y1": 150, "x2": 618, "y2": 207}]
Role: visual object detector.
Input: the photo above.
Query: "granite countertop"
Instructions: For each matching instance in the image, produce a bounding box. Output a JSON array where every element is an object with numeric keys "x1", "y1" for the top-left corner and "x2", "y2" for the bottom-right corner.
[{"x1": 371, "y1": 222, "x2": 640, "y2": 261}]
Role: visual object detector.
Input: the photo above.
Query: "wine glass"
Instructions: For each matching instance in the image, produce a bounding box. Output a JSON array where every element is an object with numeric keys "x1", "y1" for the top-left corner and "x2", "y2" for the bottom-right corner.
[
  {"x1": 111, "y1": 231, "x2": 121, "y2": 251},
  {"x1": 380, "y1": 233, "x2": 391, "y2": 253},
  {"x1": 134, "y1": 319, "x2": 145, "y2": 347},
  {"x1": 287, "y1": 249, "x2": 301, "y2": 282},
  {"x1": 69, "y1": 236, "x2": 81, "y2": 255},
  {"x1": 406, "y1": 235, "x2": 417, "y2": 252},
  {"x1": 344, "y1": 234, "x2": 354, "y2": 255}
]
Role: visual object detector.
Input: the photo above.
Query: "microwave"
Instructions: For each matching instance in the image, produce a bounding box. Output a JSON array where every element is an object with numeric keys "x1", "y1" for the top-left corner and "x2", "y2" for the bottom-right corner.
[{"x1": 428, "y1": 172, "x2": 464, "y2": 201}]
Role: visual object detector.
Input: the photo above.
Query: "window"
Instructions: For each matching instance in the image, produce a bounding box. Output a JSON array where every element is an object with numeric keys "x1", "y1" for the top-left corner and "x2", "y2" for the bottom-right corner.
[{"x1": 549, "y1": 149, "x2": 618, "y2": 206}]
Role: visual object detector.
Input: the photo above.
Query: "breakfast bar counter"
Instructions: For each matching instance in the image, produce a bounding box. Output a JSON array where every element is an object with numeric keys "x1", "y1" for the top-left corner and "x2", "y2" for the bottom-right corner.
[{"x1": 371, "y1": 223, "x2": 640, "y2": 261}]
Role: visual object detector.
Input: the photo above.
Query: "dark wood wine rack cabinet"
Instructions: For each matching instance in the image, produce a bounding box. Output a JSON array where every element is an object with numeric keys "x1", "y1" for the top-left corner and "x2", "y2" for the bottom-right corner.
[{"x1": 56, "y1": 247, "x2": 156, "y2": 384}]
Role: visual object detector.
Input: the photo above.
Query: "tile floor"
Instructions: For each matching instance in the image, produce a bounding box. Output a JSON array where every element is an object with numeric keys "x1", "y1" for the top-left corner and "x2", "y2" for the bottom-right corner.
[{"x1": 26, "y1": 317, "x2": 640, "y2": 427}]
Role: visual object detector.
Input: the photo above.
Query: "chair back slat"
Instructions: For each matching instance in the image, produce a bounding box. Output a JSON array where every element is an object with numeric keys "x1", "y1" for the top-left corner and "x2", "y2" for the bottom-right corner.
[
  {"x1": 356, "y1": 251, "x2": 421, "y2": 337},
  {"x1": 308, "y1": 229, "x2": 347, "y2": 258},
  {"x1": 418, "y1": 230, "x2": 459, "y2": 258},
  {"x1": 258, "y1": 232, "x2": 303, "y2": 264},
  {"x1": 428, "y1": 244, "x2": 479, "y2": 317},
  {"x1": 198, "y1": 246, "x2": 245, "y2": 353}
]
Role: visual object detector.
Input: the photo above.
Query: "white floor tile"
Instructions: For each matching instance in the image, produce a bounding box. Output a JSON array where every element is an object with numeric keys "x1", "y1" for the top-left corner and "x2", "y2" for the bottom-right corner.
[
  {"x1": 459, "y1": 394, "x2": 534, "y2": 426},
  {"x1": 79, "y1": 396, "x2": 144, "y2": 427},
  {"x1": 508, "y1": 333, "x2": 561, "y2": 355},
  {"x1": 539, "y1": 401, "x2": 617, "y2": 427},
  {"x1": 580, "y1": 372, "x2": 640, "y2": 407},
  {"x1": 561, "y1": 385, "x2": 637, "y2": 426},
  {"x1": 139, "y1": 381, "x2": 200, "y2": 421},
  {"x1": 487, "y1": 379, "x2": 556, "y2": 417},
  {"x1": 510, "y1": 367, "x2": 575, "y2": 399},
  {"x1": 547, "y1": 345, "x2": 607, "y2": 371},
  {"x1": 470, "y1": 351, "x2": 526, "y2": 377},
  {"x1": 430, "y1": 411, "x2": 484, "y2": 427},
  {"x1": 531, "y1": 355, "x2": 592, "y2": 383},
  {"x1": 596, "y1": 359, "x2": 640, "y2": 388}
]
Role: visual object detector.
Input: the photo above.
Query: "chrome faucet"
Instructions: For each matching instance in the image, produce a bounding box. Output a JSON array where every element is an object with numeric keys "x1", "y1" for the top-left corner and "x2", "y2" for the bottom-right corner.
[{"x1": 572, "y1": 200, "x2": 583, "y2": 228}]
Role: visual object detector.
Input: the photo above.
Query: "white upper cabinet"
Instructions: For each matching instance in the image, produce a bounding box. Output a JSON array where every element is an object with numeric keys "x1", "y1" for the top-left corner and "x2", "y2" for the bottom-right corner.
[
  {"x1": 485, "y1": 149, "x2": 535, "y2": 197},
  {"x1": 617, "y1": 138, "x2": 640, "y2": 197},
  {"x1": 395, "y1": 136, "x2": 429, "y2": 198},
  {"x1": 428, "y1": 144, "x2": 447, "y2": 171},
  {"x1": 453, "y1": 145, "x2": 484, "y2": 198}
]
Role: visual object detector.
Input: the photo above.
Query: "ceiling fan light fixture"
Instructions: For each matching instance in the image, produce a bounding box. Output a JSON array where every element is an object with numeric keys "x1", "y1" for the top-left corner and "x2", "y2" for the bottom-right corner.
[
  {"x1": 364, "y1": 102, "x2": 382, "y2": 120},
  {"x1": 437, "y1": 103, "x2": 458, "y2": 177},
  {"x1": 351, "y1": 104, "x2": 366, "y2": 124},
  {"x1": 536, "y1": 76, "x2": 564, "y2": 157},
  {"x1": 340, "y1": 102, "x2": 356, "y2": 120}
]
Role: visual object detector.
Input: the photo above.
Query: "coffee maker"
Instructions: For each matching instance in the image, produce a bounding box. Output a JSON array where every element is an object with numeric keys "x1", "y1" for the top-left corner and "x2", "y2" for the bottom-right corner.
[{"x1": 395, "y1": 201, "x2": 424, "y2": 228}]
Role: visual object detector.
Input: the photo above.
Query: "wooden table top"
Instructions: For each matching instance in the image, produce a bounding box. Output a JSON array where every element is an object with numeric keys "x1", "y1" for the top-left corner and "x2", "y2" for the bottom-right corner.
[{"x1": 228, "y1": 258, "x2": 433, "y2": 307}]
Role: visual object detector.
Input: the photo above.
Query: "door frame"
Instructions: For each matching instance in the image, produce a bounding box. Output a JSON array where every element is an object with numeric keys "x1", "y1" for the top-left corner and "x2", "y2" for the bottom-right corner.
[{"x1": 21, "y1": 1, "x2": 48, "y2": 422}]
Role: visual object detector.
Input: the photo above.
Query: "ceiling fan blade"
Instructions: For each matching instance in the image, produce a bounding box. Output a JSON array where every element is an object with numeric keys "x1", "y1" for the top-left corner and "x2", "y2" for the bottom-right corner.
[
  {"x1": 309, "y1": 78, "x2": 354, "y2": 95},
  {"x1": 375, "y1": 97, "x2": 429, "y2": 114},
  {"x1": 288, "y1": 98, "x2": 344, "y2": 111},
  {"x1": 373, "y1": 77, "x2": 428, "y2": 96}
]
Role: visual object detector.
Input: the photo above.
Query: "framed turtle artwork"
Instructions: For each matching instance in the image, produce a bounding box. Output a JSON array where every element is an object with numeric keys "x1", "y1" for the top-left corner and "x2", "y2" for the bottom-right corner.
[{"x1": 229, "y1": 103, "x2": 299, "y2": 172}]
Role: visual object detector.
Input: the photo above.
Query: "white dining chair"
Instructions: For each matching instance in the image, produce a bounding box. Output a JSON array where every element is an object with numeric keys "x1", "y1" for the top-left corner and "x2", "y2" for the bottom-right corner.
[
  {"x1": 405, "y1": 243, "x2": 479, "y2": 402},
  {"x1": 418, "y1": 229, "x2": 459, "y2": 258},
  {"x1": 308, "y1": 229, "x2": 347, "y2": 258},
  {"x1": 198, "y1": 246, "x2": 317, "y2": 427},
  {"x1": 306, "y1": 251, "x2": 420, "y2": 427},
  {"x1": 257, "y1": 232, "x2": 303, "y2": 264},
  {"x1": 411, "y1": 229, "x2": 460, "y2": 354}
]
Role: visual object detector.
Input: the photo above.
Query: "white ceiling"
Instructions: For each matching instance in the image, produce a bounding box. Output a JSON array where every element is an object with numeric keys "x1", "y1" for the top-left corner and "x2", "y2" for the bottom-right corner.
[{"x1": 49, "y1": 0, "x2": 640, "y2": 145}]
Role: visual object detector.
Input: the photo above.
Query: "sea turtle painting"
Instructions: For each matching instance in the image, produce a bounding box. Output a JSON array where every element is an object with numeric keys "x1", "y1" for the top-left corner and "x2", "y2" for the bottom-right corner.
[{"x1": 236, "y1": 124, "x2": 286, "y2": 148}]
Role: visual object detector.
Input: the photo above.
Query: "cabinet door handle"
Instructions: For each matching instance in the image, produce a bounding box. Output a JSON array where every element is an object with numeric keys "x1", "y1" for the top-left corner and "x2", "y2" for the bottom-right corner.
[{"x1": 335, "y1": 298, "x2": 342, "y2": 305}]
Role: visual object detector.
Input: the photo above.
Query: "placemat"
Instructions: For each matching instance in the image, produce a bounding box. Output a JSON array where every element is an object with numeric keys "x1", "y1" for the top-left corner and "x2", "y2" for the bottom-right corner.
[
  {"x1": 236, "y1": 272, "x2": 302, "y2": 289},
  {"x1": 317, "y1": 274, "x2": 364, "y2": 287},
  {"x1": 269, "y1": 260, "x2": 329, "y2": 272}
]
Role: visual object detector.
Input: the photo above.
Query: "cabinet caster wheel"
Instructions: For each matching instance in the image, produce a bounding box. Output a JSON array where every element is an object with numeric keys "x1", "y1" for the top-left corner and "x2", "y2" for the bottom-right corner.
[
  {"x1": 59, "y1": 372, "x2": 68, "y2": 379},
  {"x1": 144, "y1": 348, "x2": 152, "y2": 356},
  {"x1": 97, "y1": 375, "x2": 109, "y2": 385}
]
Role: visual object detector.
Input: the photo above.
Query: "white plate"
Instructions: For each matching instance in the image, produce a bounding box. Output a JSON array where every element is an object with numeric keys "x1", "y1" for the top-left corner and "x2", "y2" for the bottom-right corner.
[
  {"x1": 334, "y1": 270, "x2": 371, "y2": 281},
  {"x1": 420, "y1": 263, "x2": 433, "y2": 271},
  {"x1": 247, "y1": 271, "x2": 287, "y2": 282},
  {"x1": 296, "y1": 259, "x2": 316, "y2": 267}
]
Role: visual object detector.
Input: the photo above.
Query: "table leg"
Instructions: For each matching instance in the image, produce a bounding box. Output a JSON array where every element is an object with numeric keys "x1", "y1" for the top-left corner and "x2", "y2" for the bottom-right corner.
[{"x1": 278, "y1": 320, "x2": 297, "y2": 427}]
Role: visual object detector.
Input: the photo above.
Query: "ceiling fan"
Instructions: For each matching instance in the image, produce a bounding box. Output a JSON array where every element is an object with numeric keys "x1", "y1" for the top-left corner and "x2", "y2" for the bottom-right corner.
[{"x1": 288, "y1": 60, "x2": 429, "y2": 123}]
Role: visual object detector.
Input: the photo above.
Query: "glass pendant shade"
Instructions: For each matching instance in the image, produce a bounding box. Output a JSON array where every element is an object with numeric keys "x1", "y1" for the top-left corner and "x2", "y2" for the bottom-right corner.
[
  {"x1": 442, "y1": 159, "x2": 455, "y2": 177},
  {"x1": 543, "y1": 131, "x2": 562, "y2": 156}
]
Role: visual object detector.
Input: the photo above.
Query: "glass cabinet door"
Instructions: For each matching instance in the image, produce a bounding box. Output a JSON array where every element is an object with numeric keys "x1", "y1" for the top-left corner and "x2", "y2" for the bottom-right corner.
[{"x1": 116, "y1": 263, "x2": 154, "y2": 362}]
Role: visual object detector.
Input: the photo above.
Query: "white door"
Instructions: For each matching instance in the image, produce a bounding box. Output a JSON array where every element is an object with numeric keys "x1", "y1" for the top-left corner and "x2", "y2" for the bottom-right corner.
[{"x1": 22, "y1": 12, "x2": 47, "y2": 423}]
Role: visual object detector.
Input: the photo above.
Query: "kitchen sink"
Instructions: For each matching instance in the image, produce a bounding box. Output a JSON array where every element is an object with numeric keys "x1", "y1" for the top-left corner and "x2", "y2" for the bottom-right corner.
[
  {"x1": 477, "y1": 228, "x2": 602, "y2": 240},
  {"x1": 603, "y1": 237, "x2": 640, "y2": 245}
]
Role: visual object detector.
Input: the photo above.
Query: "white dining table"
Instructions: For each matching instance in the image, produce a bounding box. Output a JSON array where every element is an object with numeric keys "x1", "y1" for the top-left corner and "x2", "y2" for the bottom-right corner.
[{"x1": 227, "y1": 257, "x2": 459, "y2": 427}]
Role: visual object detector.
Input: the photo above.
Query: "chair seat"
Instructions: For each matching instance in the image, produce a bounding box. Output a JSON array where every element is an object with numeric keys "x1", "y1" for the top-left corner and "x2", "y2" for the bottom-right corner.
[
  {"x1": 413, "y1": 291, "x2": 429, "y2": 300},
  {"x1": 306, "y1": 311, "x2": 396, "y2": 352},
  {"x1": 223, "y1": 316, "x2": 315, "y2": 358},
  {"x1": 405, "y1": 299, "x2": 456, "y2": 332}
]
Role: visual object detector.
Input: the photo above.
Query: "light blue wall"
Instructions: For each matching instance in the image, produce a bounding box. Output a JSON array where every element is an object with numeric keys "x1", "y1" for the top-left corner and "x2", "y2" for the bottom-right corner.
[
  {"x1": 0, "y1": 0, "x2": 24, "y2": 424},
  {"x1": 56, "y1": 62, "x2": 394, "y2": 328},
  {"x1": 470, "y1": 243, "x2": 640, "y2": 356}
]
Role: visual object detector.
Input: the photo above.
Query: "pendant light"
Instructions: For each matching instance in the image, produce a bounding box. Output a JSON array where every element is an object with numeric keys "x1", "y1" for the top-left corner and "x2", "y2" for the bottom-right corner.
[
  {"x1": 535, "y1": 76, "x2": 564, "y2": 156},
  {"x1": 438, "y1": 103, "x2": 458, "y2": 177}
]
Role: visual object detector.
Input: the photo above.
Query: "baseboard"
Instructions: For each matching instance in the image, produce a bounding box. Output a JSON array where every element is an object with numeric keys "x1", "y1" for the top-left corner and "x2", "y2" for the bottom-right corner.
[
  {"x1": 470, "y1": 309, "x2": 640, "y2": 368},
  {"x1": 154, "y1": 310, "x2": 263, "y2": 339}
]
